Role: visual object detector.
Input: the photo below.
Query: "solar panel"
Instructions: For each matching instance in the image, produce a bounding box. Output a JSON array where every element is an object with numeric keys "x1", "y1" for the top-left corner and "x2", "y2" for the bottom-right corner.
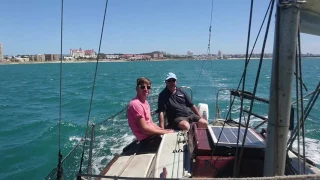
[{"x1": 207, "y1": 125, "x2": 265, "y2": 148}]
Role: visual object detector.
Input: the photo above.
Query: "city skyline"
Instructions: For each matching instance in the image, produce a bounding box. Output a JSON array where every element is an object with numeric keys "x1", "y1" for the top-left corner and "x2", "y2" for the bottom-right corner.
[
  {"x1": 1, "y1": 44, "x2": 320, "y2": 57},
  {"x1": 2, "y1": 44, "x2": 320, "y2": 63},
  {"x1": 1, "y1": 0, "x2": 320, "y2": 55}
]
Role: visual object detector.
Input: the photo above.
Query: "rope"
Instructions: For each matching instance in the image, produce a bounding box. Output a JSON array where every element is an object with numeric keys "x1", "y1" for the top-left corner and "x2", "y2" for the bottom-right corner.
[
  {"x1": 95, "y1": 95, "x2": 158, "y2": 126},
  {"x1": 235, "y1": 0, "x2": 275, "y2": 176},
  {"x1": 177, "y1": 136, "x2": 181, "y2": 178},
  {"x1": 117, "y1": 151, "x2": 140, "y2": 177},
  {"x1": 96, "y1": 105, "x2": 127, "y2": 126},
  {"x1": 57, "y1": 0, "x2": 64, "y2": 179},
  {"x1": 78, "y1": 0, "x2": 109, "y2": 176},
  {"x1": 176, "y1": 132, "x2": 186, "y2": 178},
  {"x1": 171, "y1": 132, "x2": 179, "y2": 178}
]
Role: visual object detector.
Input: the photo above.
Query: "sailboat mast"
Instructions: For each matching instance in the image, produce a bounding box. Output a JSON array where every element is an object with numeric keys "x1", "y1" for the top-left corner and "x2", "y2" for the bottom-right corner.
[{"x1": 264, "y1": 0, "x2": 300, "y2": 176}]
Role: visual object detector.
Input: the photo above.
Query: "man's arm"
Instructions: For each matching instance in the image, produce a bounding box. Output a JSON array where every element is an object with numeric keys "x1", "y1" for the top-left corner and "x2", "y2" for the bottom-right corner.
[
  {"x1": 190, "y1": 105, "x2": 201, "y2": 116},
  {"x1": 138, "y1": 117, "x2": 173, "y2": 135},
  {"x1": 157, "y1": 93, "x2": 166, "y2": 129},
  {"x1": 158, "y1": 112, "x2": 165, "y2": 129},
  {"x1": 151, "y1": 121, "x2": 163, "y2": 130},
  {"x1": 181, "y1": 89, "x2": 203, "y2": 117}
]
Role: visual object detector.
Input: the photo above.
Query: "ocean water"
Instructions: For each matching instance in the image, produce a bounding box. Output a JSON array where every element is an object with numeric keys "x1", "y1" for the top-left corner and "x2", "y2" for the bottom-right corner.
[{"x1": 0, "y1": 59, "x2": 319, "y2": 179}]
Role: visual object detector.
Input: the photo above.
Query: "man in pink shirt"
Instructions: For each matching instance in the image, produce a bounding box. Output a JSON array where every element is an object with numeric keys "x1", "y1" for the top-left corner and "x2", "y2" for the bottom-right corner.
[{"x1": 127, "y1": 77, "x2": 174, "y2": 145}]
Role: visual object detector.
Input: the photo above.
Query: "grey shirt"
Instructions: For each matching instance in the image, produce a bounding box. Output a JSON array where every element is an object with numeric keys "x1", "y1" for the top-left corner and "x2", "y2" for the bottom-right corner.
[{"x1": 157, "y1": 87, "x2": 194, "y2": 123}]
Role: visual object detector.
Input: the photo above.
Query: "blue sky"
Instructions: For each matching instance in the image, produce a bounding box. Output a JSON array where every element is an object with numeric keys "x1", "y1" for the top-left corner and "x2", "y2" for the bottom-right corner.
[{"x1": 1, "y1": 0, "x2": 319, "y2": 55}]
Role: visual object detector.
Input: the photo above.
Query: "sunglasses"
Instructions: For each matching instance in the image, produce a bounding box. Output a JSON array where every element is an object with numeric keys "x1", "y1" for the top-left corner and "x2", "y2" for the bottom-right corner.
[
  {"x1": 139, "y1": 85, "x2": 151, "y2": 90},
  {"x1": 166, "y1": 79, "x2": 176, "y2": 82}
]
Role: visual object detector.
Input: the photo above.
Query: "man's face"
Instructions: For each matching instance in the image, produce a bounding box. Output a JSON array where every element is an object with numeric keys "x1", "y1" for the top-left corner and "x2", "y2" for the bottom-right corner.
[
  {"x1": 165, "y1": 78, "x2": 177, "y2": 92},
  {"x1": 137, "y1": 83, "x2": 151, "y2": 97}
]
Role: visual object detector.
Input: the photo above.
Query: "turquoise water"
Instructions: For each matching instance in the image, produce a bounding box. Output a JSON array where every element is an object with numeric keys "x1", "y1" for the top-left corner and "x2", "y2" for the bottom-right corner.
[{"x1": 0, "y1": 59, "x2": 319, "y2": 179}]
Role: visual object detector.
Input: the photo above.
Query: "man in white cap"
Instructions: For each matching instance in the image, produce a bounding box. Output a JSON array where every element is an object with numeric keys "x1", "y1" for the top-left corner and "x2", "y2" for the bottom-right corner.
[{"x1": 157, "y1": 72, "x2": 208, "y2": 131}]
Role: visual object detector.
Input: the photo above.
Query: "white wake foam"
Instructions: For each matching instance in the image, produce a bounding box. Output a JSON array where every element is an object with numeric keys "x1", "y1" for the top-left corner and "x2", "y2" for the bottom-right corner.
[
  {"x1": 89, "y1": 133, "x2": 135, "y2": 174},
  {"x1": 291, "y1": 137, "x2": 320, "y2": 166}
]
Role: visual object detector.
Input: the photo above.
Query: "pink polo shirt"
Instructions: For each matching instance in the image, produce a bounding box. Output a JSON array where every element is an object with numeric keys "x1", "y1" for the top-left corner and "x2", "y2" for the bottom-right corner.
[{"x1": 127, "y1": 97, "x2": 153, "y2": 141}]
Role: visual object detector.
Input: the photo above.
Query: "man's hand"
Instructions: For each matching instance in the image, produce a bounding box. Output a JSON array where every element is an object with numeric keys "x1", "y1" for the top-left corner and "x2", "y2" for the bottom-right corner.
[{"x1": 166, "y1": 129, "x2": 175, "y2": 133}]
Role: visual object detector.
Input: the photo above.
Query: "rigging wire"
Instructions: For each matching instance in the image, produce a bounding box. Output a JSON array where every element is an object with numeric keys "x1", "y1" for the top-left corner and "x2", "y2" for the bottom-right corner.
[
  {"x1": 233, "y1": 0, "x2": 254, "y2": 176},
  {"x1": 287, "y1": 82, "x2": 320, "y2": 150},
  {"x1": 294, "y1": 72, "x2": 308, "y2": 92},
  {"x1": 235, "y1": 0, "x2": 275, "y2": 176},
  {"x1": 297, "y1": 26, "x2": 307, "y2": 174},
  {"x1": 295, "y1": 44, "x2": 301, "y2": 174},
  {"x1": 78, "y1": 0, "x2": 110, "y2": 177},
  {"x1": 195, "y1": 0, "x2": 214, "y2": 89},
  {"x1": 286, "y1": 24, "x2": 320, "y2": 154},
  {"x1": 272, "y1": 3, "x2": 281, "y2": 175},
  {"x1": 57, "y1": 0, "x2": 64, "y2": 179},
  {"x1": 221, "y1": 0, "x2": 273, "y2": 121},
  {"x1": 208, "y1": 0, "x2": 215, "y2": 93},
  {"x1": 207, "y1": 0, "x2": 214, "y2": 57},
  {"x1": 206, "y1": 0, "x2": 274, "y2": 171}
]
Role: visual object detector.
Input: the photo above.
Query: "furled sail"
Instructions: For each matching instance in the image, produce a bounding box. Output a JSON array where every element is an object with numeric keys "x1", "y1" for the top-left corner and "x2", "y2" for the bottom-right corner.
[{"x1": 300, "y1": 0, "x2": 320, "y2": 36}]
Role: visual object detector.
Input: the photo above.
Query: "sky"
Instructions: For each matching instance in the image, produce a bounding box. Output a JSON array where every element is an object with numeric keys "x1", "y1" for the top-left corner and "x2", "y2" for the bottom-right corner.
[{"x1": 0, "y1": 0, "x2": 319, "y2": 55}]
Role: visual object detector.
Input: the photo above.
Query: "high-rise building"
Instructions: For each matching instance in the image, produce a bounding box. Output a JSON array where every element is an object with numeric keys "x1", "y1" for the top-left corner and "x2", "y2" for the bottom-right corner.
[
  {"x1": 187, "y1": 51, "x2": 193, "y2": 56},
  {"x1": 0, "y1": 43, "x2": 3, "y2": 61},
  {"x1": 218, "y1": 50, "x2": 223, "y2": 59}
]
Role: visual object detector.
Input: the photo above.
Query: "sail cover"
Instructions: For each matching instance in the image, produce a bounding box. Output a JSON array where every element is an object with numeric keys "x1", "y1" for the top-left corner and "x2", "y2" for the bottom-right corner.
[{"x1": 300, "y1": 0, "x2": 320, "y2": 36}]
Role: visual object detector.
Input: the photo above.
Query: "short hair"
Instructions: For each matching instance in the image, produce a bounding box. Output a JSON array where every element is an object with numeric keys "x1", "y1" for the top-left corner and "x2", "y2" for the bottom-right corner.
[{"x1": 136, "y1": 77, "x2": 151, "y2": 86}]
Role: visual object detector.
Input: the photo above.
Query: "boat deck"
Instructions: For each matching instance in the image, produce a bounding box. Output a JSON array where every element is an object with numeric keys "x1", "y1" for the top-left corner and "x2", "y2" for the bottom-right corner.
[{"x1": 99, "y1": 120, "x2": 320, "y2": 179}]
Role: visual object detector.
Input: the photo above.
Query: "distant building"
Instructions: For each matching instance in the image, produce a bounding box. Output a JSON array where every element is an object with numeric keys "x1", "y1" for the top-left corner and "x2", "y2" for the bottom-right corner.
[
  {"x1": 29, "y1": 55, "x2": 35, "y2": 61},
  {"x1": 121, "y1": 54, "x2": 134, "y2": 59},
  {"x1": 64, "y1": 56, "x2": 73, "y2": 60},
  {"x1": 30, "y1": 54, "x2": 45, "y2": 61},
  {"x1": 45, "y1": 54, "x2": 59, "y2": 61},
  {"x1": 106, "y1": 54, "x2": 120, "y2": 59},
  {"x1": 128, "y1": 54, "x2": 151, "y2": 61},
  {"x1": 187, "y1": 51, "x2": 193, "y2": 56},
  {"x1": 0, "y1": 43, "x2": 3, "y2": 61},
  {"x1": 153, "y1": 53, "x2": 159, "y2": 58},
  {"x1": 133, "y1": 54, "x2": 151, "y2": 59},
  {"x1": 15, "y1": 57, "x2": 30, "y2": 62},
  {"x1": 70, "y1": 48, "x2": 85, "y2": 58},
  {"x1": 84, "y1": 49, "x2": 96, "y2": 58},
  {"x1": 159, "y1": 54, "x2": 164, "y2": 58},
  {"x1": 218, "y1": 50, "x2": 223, "y2": 59},
  {"x1": 70, "y1": 48, "x2": 96, "y2": 58},
  {"x1": 98, "y1": 53, "x2": 107, "y2": 59}
]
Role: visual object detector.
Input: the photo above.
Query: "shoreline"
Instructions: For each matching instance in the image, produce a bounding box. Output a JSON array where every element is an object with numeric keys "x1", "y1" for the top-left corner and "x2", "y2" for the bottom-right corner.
[
  {"x1": 0, "y1": 59, "x2": 167, "y2": 65},
  {"x1": 0, "y1": 58, "x2": 189, "y2": 65},
  {"x1": 1, "y1": 57, "x2": 319, "y2": 65}
]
